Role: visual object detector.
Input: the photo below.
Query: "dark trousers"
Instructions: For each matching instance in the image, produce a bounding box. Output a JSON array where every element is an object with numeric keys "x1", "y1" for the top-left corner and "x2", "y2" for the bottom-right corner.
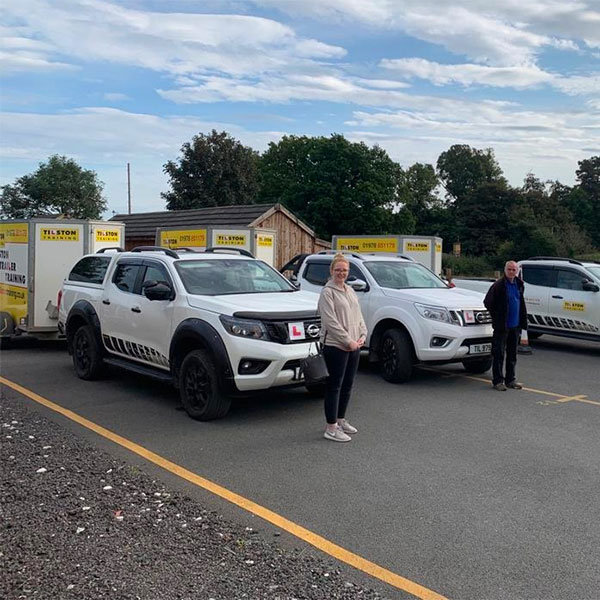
[
  {"x1": 323, "y1": 346, "x2": 361, "y2": 424},
  {"x1": 492, "y1": 327, "x2": 520, "y2": 385}
]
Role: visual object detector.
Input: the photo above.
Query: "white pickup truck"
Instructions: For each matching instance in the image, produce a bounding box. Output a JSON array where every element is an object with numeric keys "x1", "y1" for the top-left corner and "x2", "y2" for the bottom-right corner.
[
  {"x1": 59, "y1": 246, "x2": 322, "y2": 420},
  {"x1": 282, "y1": 252, "x2": 494, "y2": 382}
]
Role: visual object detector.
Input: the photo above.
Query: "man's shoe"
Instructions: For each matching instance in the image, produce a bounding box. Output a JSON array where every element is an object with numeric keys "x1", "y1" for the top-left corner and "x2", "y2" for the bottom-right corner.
[
  {"x1": 493, "y1": 383, "x2": 507, "y2": 391},
  {"x1": 324, "y1": 428, "x2": 351, "y2": 442},
  {"x1": 506, "y1": 381, "x2": 523, "y2": 389},
  {"x1": 338, "y1": 419, "x2": 358, "y2": 434}
]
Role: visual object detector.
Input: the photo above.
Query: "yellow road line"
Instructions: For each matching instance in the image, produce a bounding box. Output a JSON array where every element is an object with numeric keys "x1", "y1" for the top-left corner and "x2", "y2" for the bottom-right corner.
[
  {"x1": 421, "y1": 367, "x2": 599, "y2": 405},
  {"x1": 0, "y1": 376, "x2": 447, "y2": 600}
]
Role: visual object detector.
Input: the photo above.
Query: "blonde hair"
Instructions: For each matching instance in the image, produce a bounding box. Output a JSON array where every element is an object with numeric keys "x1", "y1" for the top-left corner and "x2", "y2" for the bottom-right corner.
[{"x1": 330, "y1": 253, "x2": 349, "y2": 274}]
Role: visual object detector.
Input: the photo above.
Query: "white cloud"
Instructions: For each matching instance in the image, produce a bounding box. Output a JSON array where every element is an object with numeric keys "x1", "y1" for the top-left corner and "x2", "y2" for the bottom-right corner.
[
  {"x1": 0, "y1": 107, "x2": 282, "y2": 213},
  {"x1": 255, "y1": 0, "x2": 599, "y2": 64},
  {"x1": 381, "y1": 57, "x2": 600, "y2": 95},
  {"x1": 381, "y1": 58, "x2": 553, "y2": 88},
  {"x1": 104, "y1": 92, "x2": 130, "y2": 102},
  {"x1": 2, "y1": 0, "x2": 345, "y2": 77}
]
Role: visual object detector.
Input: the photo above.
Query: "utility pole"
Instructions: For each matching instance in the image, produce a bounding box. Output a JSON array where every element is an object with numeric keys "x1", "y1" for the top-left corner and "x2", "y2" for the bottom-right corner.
[{"x1": 127, "y1": 162, "x2": 132, "y2": 214}]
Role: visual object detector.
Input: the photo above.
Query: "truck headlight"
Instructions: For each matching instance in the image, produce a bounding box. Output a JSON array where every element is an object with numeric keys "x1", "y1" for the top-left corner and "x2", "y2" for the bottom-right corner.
[
  {"x1": 415, "y1": 303, "x2": 452, "y2": 324},
  {"x1": 219, "y1": 315, "x2": 269, "y2": 341}
]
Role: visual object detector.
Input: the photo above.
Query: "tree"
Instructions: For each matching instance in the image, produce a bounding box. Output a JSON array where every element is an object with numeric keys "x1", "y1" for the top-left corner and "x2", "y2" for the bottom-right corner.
[
  {"x1": 259, "y1": 134, "x2": 402, "y2": 239},
  {"x1": 397, "y1": 163, "x2": 440, "y2": 225},
  {"x1": 0, "y1": 155, "x2": 106, "y2": 219},
  {"x1": 162, "y1": 130, "x2": 260, "y2": 210},
  {"x1": 507, "y1": 174, "x2": 592, "y2": 259},
  {"x1": 573, "y1": 156, "x2": 600, "y2": 246},
  {"x1": 453, "y1": 181, "x2": 520, "y2": 256},
  {"x1": 436, "y1": 144, "x2": 505, "y2": 204}
]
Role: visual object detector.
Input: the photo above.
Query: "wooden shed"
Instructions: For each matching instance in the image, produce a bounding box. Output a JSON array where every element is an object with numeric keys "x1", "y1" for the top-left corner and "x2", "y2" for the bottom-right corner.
[{"x1": 110, "y1": 203, "x2": 330, "y2": 269}]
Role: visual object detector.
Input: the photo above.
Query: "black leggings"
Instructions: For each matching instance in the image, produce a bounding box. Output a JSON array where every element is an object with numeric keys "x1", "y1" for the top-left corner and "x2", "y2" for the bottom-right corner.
[{"x1": 323, "y1": 345, "x2": 361, "y2": 424}]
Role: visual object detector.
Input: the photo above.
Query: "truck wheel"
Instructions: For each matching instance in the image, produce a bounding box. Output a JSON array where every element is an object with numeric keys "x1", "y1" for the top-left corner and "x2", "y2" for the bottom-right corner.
[
  {"x1": 73, "y1": 325, "x2": 104, "y2": 380},
  {"x1": 179, "y1": 349, "x2": 231, "y2": 420},
  {"x1": 462, "y1": 357, "x2": 492, "y2": 374},
  {"x1": 380, "y1": 328, "x2": 413, "y2": 383},
  {"x1": 305, "y1": 382, "x2": 326, "y2": 397}
]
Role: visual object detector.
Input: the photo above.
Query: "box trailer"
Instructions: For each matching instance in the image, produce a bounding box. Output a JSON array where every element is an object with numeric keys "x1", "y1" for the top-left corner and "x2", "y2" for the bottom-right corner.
[
  {"x1": 155, "y1": 226, "x2": 277, "y2": 266},
  {"x1": 0, "y1": 219, "x2": 125, "y2": 340},
  {"x1": 332, "y1": 234, "x2": 443, "y2": 274}
]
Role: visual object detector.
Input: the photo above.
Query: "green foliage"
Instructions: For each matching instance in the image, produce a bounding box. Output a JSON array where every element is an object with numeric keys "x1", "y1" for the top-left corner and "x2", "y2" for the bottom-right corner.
[
  {"x1": 574, "y1": 156, "x2": 600, "y2": 246},
  {"x1": 442, "y1": 254, "x2": 494, "y2": 276},
  {"x1": 162, "y1": 130, "x2": 260, "y2": 210},
  {"x1": 0, "y1": 155, "x2": 106, "y2": 219},
  {"x1": 259, "y1": 134, "x2": 403, "y2": 239},
  {"x1": 454, "y1": 182, "x2": 520, "y2": 256},
  {"x1": 437, "y1": 144, "x2": 505, "y2": 203}
]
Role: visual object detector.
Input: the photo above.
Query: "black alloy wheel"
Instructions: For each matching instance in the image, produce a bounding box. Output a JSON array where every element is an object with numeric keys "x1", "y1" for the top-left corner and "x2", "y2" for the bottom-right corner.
[
  {"x1": 380, "y1": 328, "x2": 414, "y2": 383},
  {"x1": 73, "y1": 324, "x2": 103, "y2": 380},
  {"x1": 179, "y1": 350, "x2": 231, "y2": 420}
]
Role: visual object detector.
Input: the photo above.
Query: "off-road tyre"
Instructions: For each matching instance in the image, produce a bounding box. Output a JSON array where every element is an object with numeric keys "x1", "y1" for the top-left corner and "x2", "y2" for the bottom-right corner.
[
  {"x1": 462, "y1": 357, "x2": 493, "y2": 374},
  {"x1": 73, "y1": 324, "x2": 104, "y2": 380},
  {"x1": 179, "y1": 349, "x2": 231, "y2": 420},
  {"x1": 380, "y1": 328, "x2": 414, "y2": 383}
]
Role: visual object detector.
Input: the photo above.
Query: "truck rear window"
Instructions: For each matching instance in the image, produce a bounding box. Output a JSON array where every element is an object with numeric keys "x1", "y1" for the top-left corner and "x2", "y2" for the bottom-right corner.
[{"x1": 68, "y1": 256, "x2": 111, "y2": 284}]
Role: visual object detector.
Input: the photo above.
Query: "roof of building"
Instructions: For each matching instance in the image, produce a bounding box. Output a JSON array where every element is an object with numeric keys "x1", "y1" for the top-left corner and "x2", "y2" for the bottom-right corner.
[{"x1": 110, "y1": 203, "x2": 318, "y2": 238}]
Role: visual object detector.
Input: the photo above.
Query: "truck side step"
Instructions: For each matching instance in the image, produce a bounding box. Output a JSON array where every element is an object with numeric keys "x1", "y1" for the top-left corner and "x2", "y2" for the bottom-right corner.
[{"x1": 104, "y1": 357, "x2": 173, "y2": 383}]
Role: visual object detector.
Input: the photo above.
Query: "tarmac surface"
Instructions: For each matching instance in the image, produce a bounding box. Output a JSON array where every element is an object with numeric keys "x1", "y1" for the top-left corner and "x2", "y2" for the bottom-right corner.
[{"x1": 1, "y1": 399, "x2": 388, "y2": 600}]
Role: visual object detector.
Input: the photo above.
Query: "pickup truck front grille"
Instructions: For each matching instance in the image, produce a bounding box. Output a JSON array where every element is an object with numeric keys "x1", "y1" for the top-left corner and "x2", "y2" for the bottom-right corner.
[
  {"x1": 449, "y1": 309, "x2": 492, "y2": 326},
  {"x1": 264, "y1": 318, "x2": 321, "y2": 344}
]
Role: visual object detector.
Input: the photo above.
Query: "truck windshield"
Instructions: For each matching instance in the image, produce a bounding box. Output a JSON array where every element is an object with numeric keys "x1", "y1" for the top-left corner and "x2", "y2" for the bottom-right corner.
[
  {"x1": 364, "y1": 261, "x2": 447, "y2": 289},
  {"x1": 175, "y1": 259, "x2": 296, "y2": 295},
  {"x1": 586, "y1": 266, "x2": 600, "y2": 282}
]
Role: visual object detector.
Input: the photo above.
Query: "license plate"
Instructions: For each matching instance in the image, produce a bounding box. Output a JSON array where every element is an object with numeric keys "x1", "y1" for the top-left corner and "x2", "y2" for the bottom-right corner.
[{"x1": 469, "y1": 343, "x2": 491, "y2": 355}]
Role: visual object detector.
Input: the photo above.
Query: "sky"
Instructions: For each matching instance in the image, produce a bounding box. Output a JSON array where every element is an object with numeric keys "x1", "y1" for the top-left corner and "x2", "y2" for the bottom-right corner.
[{"x1": 1, "y1": 0, "x2": 599, "y2": 217}]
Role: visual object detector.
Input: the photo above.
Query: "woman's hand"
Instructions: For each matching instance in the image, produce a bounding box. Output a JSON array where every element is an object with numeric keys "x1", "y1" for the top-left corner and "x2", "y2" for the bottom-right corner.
[
  {"x1": 357, "y1": 336, "x2": 365, "y2": 348},
  {"x1": 348, "y1": 340, "x2": 360, "y2": 351}
]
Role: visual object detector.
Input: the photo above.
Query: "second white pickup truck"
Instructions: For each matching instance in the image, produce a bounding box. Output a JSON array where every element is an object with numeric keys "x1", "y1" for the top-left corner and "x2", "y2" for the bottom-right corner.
[{"x1": 283, "y1": 252, "x2": 494, "y2": 382}]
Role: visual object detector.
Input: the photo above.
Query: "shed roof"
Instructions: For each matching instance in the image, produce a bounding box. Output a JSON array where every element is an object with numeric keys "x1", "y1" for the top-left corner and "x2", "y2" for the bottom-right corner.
[{"x1": 110, "y1": 203, "x2": 288, "y2": 238}]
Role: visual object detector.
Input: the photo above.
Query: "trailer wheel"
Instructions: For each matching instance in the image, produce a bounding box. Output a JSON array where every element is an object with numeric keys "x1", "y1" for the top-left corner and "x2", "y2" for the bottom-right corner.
[
  {"x1": 179, "y1": 350, "x2": 231, "y2": 420},
  {"x1": 380, "y1": 328, "x2": 414, "y2": 383},
  {"x1": 73, "y1": 325, "x2": 104, "y2": 380},
  {"x1": 0, "y1": 312, "x2": 15, "y2": 348}
]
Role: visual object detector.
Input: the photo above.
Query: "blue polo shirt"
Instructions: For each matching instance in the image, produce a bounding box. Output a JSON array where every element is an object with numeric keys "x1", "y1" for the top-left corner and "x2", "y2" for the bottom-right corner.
[{"x1": 506, "y1": 280, "x2": 520, "y2": 328}]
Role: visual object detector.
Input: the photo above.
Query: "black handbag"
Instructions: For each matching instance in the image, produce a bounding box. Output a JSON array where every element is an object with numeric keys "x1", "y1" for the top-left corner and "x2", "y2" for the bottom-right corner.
[{"x1": 301, "y1": 341, "x2": 329, "y2": 384}]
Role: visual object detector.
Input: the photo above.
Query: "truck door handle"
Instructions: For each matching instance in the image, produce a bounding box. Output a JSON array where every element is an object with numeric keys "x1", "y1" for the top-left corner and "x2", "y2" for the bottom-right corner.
[
  {"x1": 102, "y1": 299, "x2": 110, "y2": 305},
  {"x1": 552, "y1": 295, "x2": 563, "y2": 299},
  {"x1": 131, "y1": 306, "x2": 141, "y2": 313}
]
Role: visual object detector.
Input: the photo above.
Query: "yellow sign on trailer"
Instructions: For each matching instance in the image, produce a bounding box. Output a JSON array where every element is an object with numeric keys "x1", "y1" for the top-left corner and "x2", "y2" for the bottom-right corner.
[
  {"x1": 0, "y1": 219, "x2": 125, "y2": 340},
  {"x1": 332, "y1": 234, "x2": 443, "y2": 274}
]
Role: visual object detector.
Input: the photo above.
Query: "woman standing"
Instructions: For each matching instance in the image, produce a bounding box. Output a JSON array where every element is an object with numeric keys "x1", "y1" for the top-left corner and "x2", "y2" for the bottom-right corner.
[{"x1": 318, "y1": 254, "x2": 367, "y2": 442}]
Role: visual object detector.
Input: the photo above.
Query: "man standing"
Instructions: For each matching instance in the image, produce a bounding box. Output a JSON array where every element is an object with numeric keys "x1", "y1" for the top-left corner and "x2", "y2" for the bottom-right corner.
[{"x1": 484, "y1": 261, "x2": 528, "y2": 391}]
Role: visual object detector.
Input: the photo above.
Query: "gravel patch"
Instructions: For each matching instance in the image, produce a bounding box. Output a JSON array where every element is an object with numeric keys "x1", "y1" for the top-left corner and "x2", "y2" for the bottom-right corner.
[{"x1": 1, "y1": 398, "x2": 389, "y2": 600}]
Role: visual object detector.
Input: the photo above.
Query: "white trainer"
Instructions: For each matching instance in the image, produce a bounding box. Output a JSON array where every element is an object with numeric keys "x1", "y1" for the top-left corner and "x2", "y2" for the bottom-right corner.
[
  {"x1": 324, "y1": 427, "x2": 351, "y2": 442},
  {"x1": 338, "y1": 419, "x2": 358, "y2": 434}
]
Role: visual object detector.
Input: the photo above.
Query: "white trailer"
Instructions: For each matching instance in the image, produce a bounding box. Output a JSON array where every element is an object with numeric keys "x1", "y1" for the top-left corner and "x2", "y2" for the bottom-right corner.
[
  {"x1": 0, "y1": 219, "x2": 125, "y2": 340},
  {"x1": 332, "y1": 234, "x2": 443, "y2": 274},
  {"x1": 155, "y1": 226, "x2": 277, "y2": 266}
]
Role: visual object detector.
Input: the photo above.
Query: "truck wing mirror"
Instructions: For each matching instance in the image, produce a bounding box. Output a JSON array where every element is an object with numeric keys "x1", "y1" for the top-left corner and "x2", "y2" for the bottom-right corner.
[
  {"x1": 142, "y1": 280, "x2": 174, "y2": 301},
  {"x1": 348, "y1": 278, "x2": 368, "y2": 292}
]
